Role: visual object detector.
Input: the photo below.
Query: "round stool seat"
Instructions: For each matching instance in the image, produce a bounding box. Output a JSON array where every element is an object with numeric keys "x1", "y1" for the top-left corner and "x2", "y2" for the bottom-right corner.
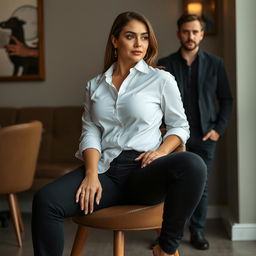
[{"x1": 72, "y1": 203, "x2": 164, "y2": 230}]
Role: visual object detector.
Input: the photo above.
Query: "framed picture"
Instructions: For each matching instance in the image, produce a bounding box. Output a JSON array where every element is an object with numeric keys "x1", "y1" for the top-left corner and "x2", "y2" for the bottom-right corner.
[
  {"x1": 183, "y1": 0, "x2": 217, "y2": 35},
  {"x1": 0, "y1": 0, "x2": 45, "y2": 81}
]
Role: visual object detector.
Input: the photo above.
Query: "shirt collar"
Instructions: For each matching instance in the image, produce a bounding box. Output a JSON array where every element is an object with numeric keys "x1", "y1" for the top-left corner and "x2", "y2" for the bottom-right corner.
[
  {"x1": 178, "y1": 48, "x2": 202, "y2": 65},
  {"x1": 133, "y1": 59, "x2": 150, "y2": 74},
  {"x1": 97, "y1": 64, "x2": 113, "y2": 85},
  {"x1": 100, "y1": 59, "x2": 150, "y2": 84}
]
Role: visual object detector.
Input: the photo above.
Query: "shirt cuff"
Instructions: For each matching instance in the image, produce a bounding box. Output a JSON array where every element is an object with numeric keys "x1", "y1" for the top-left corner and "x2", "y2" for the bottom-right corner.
[
  {"x1": 75, "y1": 141, "x2": 101, "y2": 161},
  {"x1": 163, "y1": 128, "x2": 190, "y2": 146}
]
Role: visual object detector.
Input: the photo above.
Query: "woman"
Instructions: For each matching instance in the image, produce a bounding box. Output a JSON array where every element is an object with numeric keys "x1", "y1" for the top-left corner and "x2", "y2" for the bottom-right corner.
[{"x1": 32, "y1": 11, "x2": 206, "y2": 256}]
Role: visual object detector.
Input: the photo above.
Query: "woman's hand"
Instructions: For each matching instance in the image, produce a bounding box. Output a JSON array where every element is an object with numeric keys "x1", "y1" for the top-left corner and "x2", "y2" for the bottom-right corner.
[
  {"x1": 135, "y1": 135, "x2": 182, "y2": 168},
  {"x1": 75, "y1": 174, "x2": 102, "y2": 215},
  {"x1": 134, "y1": 150, "x2": 167, "y2": 168}
]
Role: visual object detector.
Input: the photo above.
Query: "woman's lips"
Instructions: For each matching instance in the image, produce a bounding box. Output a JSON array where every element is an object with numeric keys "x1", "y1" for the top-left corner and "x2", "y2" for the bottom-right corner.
[{"x1": 131, "y1": 51, "x2": 143, "y2": 55}]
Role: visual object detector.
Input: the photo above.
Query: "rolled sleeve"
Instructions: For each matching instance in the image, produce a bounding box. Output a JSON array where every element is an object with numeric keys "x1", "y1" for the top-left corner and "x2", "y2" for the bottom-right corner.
[
  {"x1": 161, "y1": 76, "x2": 190, "y2": 145},
  {"x1": 75, "y1": 82, "x2": 102, "y2": 161}
]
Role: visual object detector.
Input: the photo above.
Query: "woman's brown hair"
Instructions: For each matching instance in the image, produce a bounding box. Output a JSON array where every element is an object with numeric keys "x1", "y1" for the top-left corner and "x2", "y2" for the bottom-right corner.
[{"x1": 103, "y1": 11, "x2": 158, "y2": 73}]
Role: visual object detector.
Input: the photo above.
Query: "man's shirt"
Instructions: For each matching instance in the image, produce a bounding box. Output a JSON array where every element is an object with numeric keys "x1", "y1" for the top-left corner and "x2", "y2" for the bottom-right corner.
[{"x1": 178, "y1": 52, "x2": 201, "y2": 130}]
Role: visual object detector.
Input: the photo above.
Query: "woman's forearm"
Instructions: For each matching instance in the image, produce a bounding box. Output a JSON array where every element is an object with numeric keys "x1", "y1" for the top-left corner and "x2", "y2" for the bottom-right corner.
[
  {"x1": 157, "y1": 135, "x2": 182, "y2": 155},
  {"x1": 82, "y1": 148, "x2": 100, "y2": 176},
  {"x1": 78, "y1": 148, "x2": 102, "y2": 214}
]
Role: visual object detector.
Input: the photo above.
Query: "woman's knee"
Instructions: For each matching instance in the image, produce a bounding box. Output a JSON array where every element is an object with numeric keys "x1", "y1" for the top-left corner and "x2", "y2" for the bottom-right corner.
[
  {"x1": 169, "y1": 151, "x2": 207, "y2": 182},
  {"x1": 181, "y1": 151, "x2": 207, "y2": 181},
  {"x1": 33, "y1": 184, "x2": 56, "y2": 211}
]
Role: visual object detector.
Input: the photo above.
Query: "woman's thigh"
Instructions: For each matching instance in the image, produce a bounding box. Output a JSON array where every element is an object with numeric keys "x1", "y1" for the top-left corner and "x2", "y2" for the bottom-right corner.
[
  {"x1": 34, "y1": 165, "x2": 123, "y2": 218},
  {"x1": 124, "y1": 151, "x2": 205, "y2": 205}
]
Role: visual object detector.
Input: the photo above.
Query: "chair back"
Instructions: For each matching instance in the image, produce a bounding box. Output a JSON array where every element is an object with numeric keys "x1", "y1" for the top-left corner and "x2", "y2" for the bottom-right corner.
[{"x1": 0, "y1": 121, "x2": 42, "y2": 194}]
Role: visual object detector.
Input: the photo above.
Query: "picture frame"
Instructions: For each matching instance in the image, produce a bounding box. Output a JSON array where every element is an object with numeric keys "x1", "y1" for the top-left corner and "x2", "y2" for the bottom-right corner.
[
  {"x1": 0, "y1": 0, "x2": 45, "y2": 81},
  {"x1": 183, "y1": 0, "x2": 217, "y2": 35}
]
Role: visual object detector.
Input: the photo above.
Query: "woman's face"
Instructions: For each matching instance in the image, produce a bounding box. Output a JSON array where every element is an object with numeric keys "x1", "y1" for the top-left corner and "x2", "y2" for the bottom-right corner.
[{"x1": 112, "y1": 19, "x2": 149, "y2": 64}]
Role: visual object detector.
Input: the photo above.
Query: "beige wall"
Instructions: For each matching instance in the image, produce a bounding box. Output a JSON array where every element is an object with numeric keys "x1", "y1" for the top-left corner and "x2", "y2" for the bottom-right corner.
[
  {"x1": 0, "y1": 0, "x2": 226, "y2": 207},
  {"x1": 222, "y1": 0, "x2": 256, "y2": 224},
  {"x1": 236, "y1": 0, "x2": 256, "y2": 223},
  {"x1": 0, "y1": 0, "x2": 222, "y2": 107}
]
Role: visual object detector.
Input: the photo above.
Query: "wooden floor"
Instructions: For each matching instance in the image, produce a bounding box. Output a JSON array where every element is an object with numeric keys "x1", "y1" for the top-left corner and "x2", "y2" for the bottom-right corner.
[{"x1": 0, "y1": 213, "x2": 255, "y2": 256}]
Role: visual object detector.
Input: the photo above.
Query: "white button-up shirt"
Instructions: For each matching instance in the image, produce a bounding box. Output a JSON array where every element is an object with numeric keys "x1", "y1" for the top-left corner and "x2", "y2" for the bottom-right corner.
[{"x1": 75, "y1": 60, "x2": 189, "y2": 173}]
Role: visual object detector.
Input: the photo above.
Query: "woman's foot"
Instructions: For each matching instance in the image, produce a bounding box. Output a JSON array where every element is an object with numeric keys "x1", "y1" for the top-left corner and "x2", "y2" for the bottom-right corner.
[{"x1": 152, "y1": 245, "x2": 179, "y2": 256}]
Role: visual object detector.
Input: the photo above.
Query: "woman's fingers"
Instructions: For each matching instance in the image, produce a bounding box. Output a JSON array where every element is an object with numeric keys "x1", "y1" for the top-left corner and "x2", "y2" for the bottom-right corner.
[
  {"x1": 141, "y1": 151, "x2": 154, "y2": 167},
  {"x1": 141, "y1": 151, "x2": 162, "y2": 168},
  {"x1": 80, "y1": 190, "x2": 86, "y2": 211},
  {"x1": 95, "y1": 187, "x2": 102, "y2": 205},
  {"x1": 75, "y1": 176, "x2": 102, "y2": 214},
  {"x1": 75, "y1": 188, "x2": 81, "y2": 203},
  {"x1": 89, "y1": 190, "x2": 94, "y2": 214},
  {"x1": 135, "y1": 150, "x2": 164, "y2": 168},
  {"x1": 135, "y1": 151, "x2": 155, "y2": 167},
  {"x1": 79, "y1": 187, "x2": 102, "y2": 214},
  {"x1": 84, "y1": 189, "x2": 90, "y2": 214},
  {"x1": 134, "y1": 152, "x2": 156, "y2": 167},
  {"x1": 134, "y1": 152, "x2": 145, "y2": 161}
]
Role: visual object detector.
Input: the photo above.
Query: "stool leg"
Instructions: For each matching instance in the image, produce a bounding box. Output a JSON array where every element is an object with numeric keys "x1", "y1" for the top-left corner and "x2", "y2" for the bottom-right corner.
[
  {"x1": 71, "y1": 225, "x2": 91, "y2": 256},
  {"x1": 113, "y1": 230, "x2": 124, "y2": 256},
  {"x1": 7, "y1": 193, "x2": 22, "y2": 247}
]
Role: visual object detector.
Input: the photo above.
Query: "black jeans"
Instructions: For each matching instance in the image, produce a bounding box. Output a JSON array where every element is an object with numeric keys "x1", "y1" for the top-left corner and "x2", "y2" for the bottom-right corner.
[
  {"x1": 32, "y1": 150, "x2": 206, "y2": 255},
  {"x1": 187, "y1": 128, "x2": 217, "y2": 233}
]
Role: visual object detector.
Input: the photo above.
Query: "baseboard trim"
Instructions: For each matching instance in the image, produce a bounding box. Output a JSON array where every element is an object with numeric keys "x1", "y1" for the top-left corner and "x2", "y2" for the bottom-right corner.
[
  {"x1": 221, "y1": 206, "x2": 256, "y2": 241},
  {"x1": 231, "y1": 223, "x2": 256, "y2": 240}
]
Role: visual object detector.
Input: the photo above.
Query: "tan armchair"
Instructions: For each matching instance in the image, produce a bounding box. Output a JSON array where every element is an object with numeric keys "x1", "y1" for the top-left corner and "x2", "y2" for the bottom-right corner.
[{"x1": 0, "y1": 121, "x2": 42, "y2": 247}]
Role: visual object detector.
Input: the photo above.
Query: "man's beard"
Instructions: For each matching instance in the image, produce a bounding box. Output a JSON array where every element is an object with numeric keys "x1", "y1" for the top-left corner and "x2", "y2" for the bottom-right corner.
[{"x1": 181, "y1": 40, "x2": 199, "y2": 51}]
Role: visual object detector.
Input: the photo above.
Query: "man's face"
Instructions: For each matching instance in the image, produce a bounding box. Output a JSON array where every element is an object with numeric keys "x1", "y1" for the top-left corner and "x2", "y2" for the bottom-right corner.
[{"x1": 177, "y1": 20, "x2": 204, "y2": 51}]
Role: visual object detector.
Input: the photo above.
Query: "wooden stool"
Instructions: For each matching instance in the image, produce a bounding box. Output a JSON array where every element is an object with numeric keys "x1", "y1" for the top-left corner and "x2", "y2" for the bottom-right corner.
[
  {"x1": 71, "y1": 203, "x2": 164, "y2": 256},
  {"x1": 71, "y1": 145, "x2": 185, "y2": 255}
]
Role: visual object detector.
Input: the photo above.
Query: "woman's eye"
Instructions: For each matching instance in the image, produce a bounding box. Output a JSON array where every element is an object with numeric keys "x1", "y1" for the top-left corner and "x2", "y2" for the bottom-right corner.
[
  {"x1": 141, "y1": 36, "x2": 149, "y2": 40},
  {"x1": 126, "y1": 34, "x2": 134, "y2": 39}
]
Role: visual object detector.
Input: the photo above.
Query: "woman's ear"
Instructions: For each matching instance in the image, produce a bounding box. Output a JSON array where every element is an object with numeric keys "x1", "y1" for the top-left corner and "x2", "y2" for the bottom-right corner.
[{"x1": 111, "y1": 35, "x2": 118, "y2": 48}]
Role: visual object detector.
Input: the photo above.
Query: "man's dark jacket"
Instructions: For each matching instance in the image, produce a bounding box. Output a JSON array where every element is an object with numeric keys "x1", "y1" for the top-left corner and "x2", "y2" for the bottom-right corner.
[{"x1": 157, "y1": 50, "x2": 233, "y2": 135}]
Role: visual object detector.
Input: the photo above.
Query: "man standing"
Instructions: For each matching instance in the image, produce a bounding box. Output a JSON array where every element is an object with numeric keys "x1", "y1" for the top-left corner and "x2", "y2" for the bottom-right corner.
[{"x1": 157, "y1": 14, "x2": 233, "y2": 250}]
